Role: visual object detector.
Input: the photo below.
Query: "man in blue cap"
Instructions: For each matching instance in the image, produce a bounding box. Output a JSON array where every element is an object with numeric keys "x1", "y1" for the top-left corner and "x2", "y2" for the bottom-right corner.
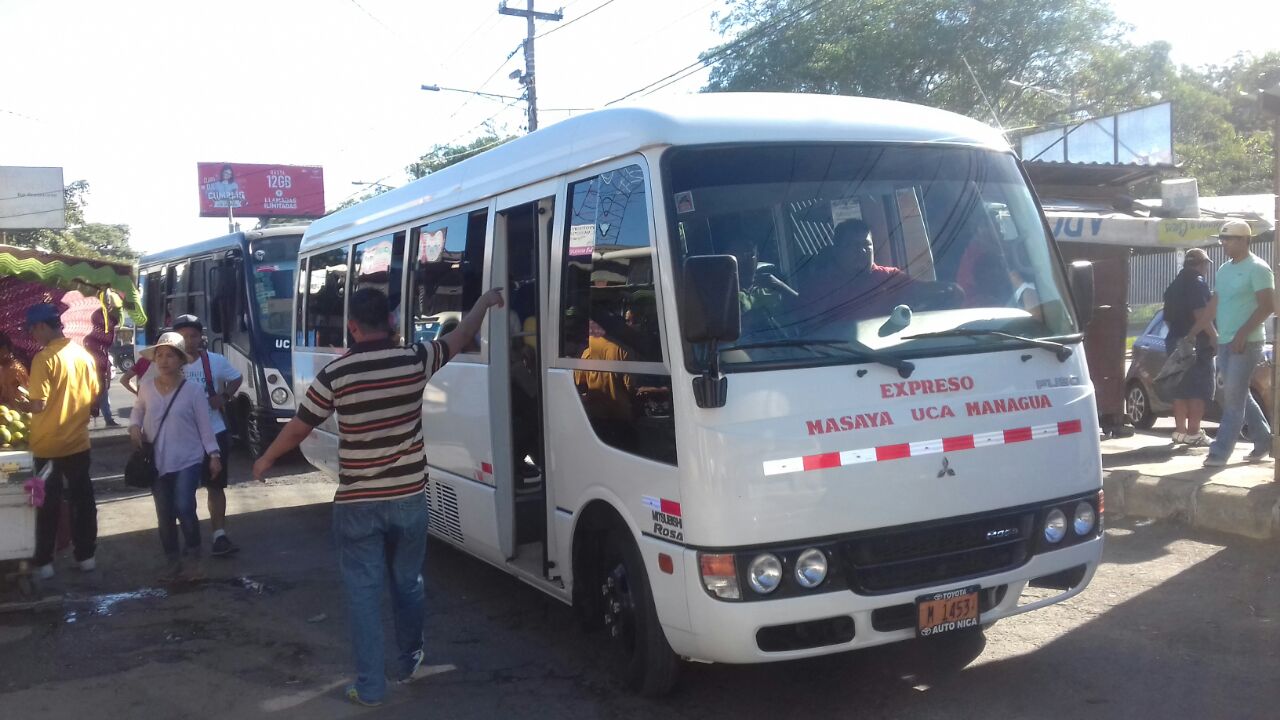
[{"x1": 17, "y1": 303, "x2": 101, "y2": 579}]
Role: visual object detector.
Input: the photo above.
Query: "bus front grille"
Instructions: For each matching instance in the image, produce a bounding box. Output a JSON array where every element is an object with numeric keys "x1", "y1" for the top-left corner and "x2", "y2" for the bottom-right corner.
[{"x1": 838, "y1": 511, "x2": 1035, "y2": 595}]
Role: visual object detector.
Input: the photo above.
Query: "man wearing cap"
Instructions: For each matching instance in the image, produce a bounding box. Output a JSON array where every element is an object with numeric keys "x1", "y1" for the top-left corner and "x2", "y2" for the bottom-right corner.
[
  {"x1": 17, "y1": 304, "x2": 101, "y2": 579},
  {"x1": 1204, "y1": 220, "x2": 1275, "y2": 467},
  {"x1": 169, "y1": 315, "x2": 243, "y2": 555}
]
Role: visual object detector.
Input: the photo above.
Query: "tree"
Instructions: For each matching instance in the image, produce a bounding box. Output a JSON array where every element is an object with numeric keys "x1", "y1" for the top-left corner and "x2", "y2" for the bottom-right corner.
[
  {"x1": 703, "y1": 1, "x2": 1277, "y2": 195},
  {"x1": 703, "y1": 0, "x2": 1120, "y2": 126},
  {"x1": 406, "y1": 133, "x2": 516, "y2": 180},
  {"x1": 3, "y1": 180, "x2": 138, "y2": 262}
]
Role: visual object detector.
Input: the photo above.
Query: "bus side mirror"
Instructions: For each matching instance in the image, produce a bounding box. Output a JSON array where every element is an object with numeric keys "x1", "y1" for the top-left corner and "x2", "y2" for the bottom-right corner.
[
  {"x1": 1069, "y1": 260, "x2": 1095, "y2": 328},
  {"x1": 680, "y1": 255, "x2": 741, "y2": 409},
  {"x1": 680, "y1": 255, "x2": 741, "y2": 344}
]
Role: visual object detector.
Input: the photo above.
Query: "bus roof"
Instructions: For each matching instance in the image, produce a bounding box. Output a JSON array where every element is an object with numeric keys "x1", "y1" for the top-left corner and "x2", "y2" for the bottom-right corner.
[
  {"x1": 139, "y1": 225, "x2": 307, "y2": 268},
  {"x1": 301, "y1": 93, "x2": 1009, "y2": 254}
]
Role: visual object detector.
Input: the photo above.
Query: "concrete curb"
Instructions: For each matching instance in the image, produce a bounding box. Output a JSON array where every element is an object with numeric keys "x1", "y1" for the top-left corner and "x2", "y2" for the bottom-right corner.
[{"x1": 1103, "y1": 466, "x2": 1280, "y2": 540}]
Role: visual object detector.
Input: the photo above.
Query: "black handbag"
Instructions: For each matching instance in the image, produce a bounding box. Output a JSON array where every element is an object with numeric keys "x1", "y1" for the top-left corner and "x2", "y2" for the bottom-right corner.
[{"x1": 124, "y1": 380, "x2": 186, "y2": 489}]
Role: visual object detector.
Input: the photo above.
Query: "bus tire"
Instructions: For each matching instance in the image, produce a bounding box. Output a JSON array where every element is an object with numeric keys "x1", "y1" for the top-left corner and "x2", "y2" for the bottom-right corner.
[
  {"x1": 247, "y1": 407, "x2": 278, "y2": 459},
  {"x1": 598, "y1": 526, "x2": 681, "y2": 696}
]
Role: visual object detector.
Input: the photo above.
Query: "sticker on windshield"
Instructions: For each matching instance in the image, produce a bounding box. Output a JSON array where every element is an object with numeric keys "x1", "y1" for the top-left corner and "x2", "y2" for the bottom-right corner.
[
  {"x1": 830, "y1": 198, "x2": 862, "y2": 225},
  {"x1": 674, "y1": 191, "x2": 695, "y2": 214},
  {"x1": 568, "y1": 224, "x2": 596, "y2": 257}
]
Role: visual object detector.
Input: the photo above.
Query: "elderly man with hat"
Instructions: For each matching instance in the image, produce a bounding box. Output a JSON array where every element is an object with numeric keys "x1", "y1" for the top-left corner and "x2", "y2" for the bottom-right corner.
[
  {"x1": 1204, "y1": 220, "x2": 1275, "y2": 467},
  {"x1": 16, "y1": 303, "x2": 101, "y2": 579}
]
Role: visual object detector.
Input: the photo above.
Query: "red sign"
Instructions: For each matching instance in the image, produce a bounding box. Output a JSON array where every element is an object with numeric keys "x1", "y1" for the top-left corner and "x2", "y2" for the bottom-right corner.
[{"x1": 197, "y1": 162, "x2": 325, "y2": 218}]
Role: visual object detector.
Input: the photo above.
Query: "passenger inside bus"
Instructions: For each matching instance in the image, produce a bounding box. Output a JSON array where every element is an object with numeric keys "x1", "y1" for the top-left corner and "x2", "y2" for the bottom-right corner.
[{"x1": 785, "y1": 219, "x2": 963, "y2": 330}]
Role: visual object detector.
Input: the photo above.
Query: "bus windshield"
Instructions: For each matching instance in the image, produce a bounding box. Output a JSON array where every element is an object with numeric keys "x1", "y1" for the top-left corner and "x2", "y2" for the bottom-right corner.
[
  {"x1": 250, "y1": 235, "x2": 300, "y2": 338},
  {"x1": 666, "y1": 144, "x2": 1077, "y2": 369}
]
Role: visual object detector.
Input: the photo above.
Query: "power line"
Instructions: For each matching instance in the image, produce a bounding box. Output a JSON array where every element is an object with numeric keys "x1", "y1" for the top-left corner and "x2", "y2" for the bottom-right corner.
[
  {"x1": 534, "y1": 0, "x2": 620, "y2": 40},
  {"x1": 607, "y1": 0, "x2": 835, "y2": 105}
]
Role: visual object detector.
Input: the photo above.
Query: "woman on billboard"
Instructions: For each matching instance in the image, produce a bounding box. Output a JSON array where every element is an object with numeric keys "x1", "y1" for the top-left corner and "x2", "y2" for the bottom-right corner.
[{"x1": 206, "y1": 165, "x2": 243, "y2": 209}]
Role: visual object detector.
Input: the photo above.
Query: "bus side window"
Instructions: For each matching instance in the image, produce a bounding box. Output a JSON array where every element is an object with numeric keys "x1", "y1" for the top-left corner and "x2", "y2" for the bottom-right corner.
[
  {"x1": 409, "y1": 209, "x2": 487, "y2": 351},
  {"x1": 304, "y1": 248, "x2": 349, "y2": 348},
  {"x1": 189, "y1": 259, "x2": 208, "y2": 326},
  {"x1": 351, "y1": 232, "x2": 406, "y2": 342},
  {"x1": 143, "y1": 270, "x2": 164, "y2": 342},
  {"x1": 560, "y1": 164, "x2": 675, "y2": 466}
]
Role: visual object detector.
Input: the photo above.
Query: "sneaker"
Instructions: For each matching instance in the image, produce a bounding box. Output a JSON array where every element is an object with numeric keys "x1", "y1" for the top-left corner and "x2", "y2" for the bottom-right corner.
[
  {"x1": 1184, "y1": 431, "x2": 1211, "y2": 447},
  {"x1": 210, "y1": 535, "x2": 239, "y2": 557},
  {"x1": 344, "y1": 685, "x2": 382, "y2": 707},
  {"x1": 1244, "y1": 448, "x2": 1271, "y2": 463},
  {"x1": 1204, "y1": 455, "x2": 1228, "y2": 468},
  {"x1": 78, "y1": 557, "x2": 96, "y2": 572},
  {"x1": 397, "y1": 649, "x2": 425, "y2": 685},
  {"x1": 1171, "y1": 431, "x2": 1187, "y2": 444},
  {"x1": 35, "y1": 563, "x2": 55, "y2": 580}
]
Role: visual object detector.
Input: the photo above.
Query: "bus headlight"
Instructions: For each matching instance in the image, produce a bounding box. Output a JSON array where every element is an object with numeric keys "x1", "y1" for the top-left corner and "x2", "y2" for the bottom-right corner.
[
  {"x1": 698, "y1": 553, "x2": 740, "y2": 600},
  {"x1": 794, "y1": 548, "x2": 828, "y2": 588},
  {"x1": 747, "y1": 553, "x2": 782, "y2": 594},
  {"x1": 1073, "y1": 502, "x2": 1096, "y2": 536},
  {"x1": 1043, "y1": 508, "x2": 1067, "y2": 544},
  {"x1": 271, "y1": 388, "x2": 289, "y2": 405}
]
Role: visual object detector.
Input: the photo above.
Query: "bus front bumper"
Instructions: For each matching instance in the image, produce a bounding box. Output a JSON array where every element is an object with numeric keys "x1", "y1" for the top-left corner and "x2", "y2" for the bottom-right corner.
[{"x1": 666, "y1": 536, "x2": 1102, "y2": 665}]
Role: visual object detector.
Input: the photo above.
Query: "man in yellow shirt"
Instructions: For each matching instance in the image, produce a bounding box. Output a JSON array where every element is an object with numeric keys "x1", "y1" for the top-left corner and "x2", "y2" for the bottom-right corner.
[{"x1": 19, "y1": 304, "x2": 100, "y2": 579}]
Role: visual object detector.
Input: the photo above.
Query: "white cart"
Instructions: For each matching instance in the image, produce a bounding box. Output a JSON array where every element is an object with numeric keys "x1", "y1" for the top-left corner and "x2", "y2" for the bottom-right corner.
[{"x1": 0, "y1": 450, "x2": 38, "y2": 598}]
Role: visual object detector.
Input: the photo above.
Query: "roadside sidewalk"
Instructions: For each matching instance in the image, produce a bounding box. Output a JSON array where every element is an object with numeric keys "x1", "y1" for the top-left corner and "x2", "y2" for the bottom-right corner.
[{"x1": 1102, "y1": 429, "x2": 1280, "y2": 540}]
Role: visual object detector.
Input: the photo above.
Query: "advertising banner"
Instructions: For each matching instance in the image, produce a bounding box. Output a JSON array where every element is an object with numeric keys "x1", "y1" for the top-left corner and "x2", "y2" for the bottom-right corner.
[
  {"x1": 0, "y1": 166, "x2": 65, "y2": 230},
  {"x1": 197, "y1": 162, "x2": 325, "y2": 218}
]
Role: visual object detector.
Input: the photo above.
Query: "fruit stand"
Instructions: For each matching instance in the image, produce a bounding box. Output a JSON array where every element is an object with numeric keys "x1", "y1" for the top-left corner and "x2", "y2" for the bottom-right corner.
[
  {"x1": 0, "y1": 245, "x2": 144, "y2": 596},
  {"x1": 0, "y1": 244, "x2": 146, "y2": 386},
  {"x1": 0, "y1": 449, "x2": 38, "y2": 597}
]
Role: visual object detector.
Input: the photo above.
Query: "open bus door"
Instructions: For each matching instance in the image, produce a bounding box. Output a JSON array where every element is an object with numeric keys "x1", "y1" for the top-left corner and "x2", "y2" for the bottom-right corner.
[{"x1": 491, "y1": 183, "x2": 560, "y2": 581}]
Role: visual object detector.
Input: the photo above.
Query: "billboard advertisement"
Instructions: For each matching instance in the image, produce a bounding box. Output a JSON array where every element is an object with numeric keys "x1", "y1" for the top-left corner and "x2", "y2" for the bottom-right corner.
[
  {"x1": 197, "y1": 162, "x2": 325, "y2": 218},
  {"x1": 1019, "y1": 102, "x2": 1173, "y2": 166},
  {"x1": 0, "y1": 166, "x2": 65, "y2": 230}
]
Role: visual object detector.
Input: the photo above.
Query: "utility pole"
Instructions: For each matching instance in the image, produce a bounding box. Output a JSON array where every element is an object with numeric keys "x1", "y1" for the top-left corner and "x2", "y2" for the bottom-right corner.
[{"x1": 498, "y1": 0, "x2": 562, "y2": 132}]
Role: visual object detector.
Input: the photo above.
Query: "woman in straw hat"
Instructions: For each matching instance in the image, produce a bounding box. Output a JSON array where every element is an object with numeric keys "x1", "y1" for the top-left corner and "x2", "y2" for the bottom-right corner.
[{"x1": 129, "y1": 332, "x2": 223, "y2": 579}]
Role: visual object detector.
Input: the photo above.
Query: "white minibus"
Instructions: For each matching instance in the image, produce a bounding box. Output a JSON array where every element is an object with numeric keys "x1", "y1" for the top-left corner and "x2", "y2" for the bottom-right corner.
[{"x1": 294, "y1": 93, "x2": 1103, "y2": 694}]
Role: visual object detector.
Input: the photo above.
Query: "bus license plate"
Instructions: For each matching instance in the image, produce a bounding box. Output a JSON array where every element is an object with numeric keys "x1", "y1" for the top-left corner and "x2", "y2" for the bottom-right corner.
[{"x1": 916, "y1": 585, "x2": 980, "y2": 637}]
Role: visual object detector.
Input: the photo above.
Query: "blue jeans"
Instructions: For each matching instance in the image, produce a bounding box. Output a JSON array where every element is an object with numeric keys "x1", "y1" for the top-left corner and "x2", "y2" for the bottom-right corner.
[
  {"x1": 152, "y1": 463, "x2": 203, "y2": 557},
  {"x1": 333, "y1": 492, "x2": 429, "y2": 702},
  {"x1": 1209, "y1": 342, "x2": 1271, "y2": 460}
]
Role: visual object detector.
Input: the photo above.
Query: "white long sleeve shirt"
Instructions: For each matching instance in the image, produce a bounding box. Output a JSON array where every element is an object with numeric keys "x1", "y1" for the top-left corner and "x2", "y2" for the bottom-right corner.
[{"x1": 130, "y1": 377, "x2": 220, "y2": 476}]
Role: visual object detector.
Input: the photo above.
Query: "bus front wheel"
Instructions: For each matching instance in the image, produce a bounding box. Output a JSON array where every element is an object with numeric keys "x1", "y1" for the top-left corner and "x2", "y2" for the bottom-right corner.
[{"x1": 596, "y1": 527, "x2": 681, "y2": 696}]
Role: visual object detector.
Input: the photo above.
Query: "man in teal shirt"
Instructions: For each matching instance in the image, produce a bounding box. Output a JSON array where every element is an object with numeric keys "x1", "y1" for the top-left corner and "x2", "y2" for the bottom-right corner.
[{"x1": 1205, "y1": 220, "x2": 1275, "y2": 467}]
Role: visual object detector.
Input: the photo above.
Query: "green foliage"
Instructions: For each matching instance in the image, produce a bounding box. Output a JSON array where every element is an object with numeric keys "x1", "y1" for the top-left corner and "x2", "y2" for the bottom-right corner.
[
  {"x1": 705, "y1": 0, "x2": 1279, "y2": 196},
  {"x1": 3, "y1": 180, "x2": 137, "y2": 263},
  {"x1": 406, "y1": 134, "x2": 516, "y2": 180},
  {"x1": 704, "y1": 0, "x2": 1119, "y2": 125}
]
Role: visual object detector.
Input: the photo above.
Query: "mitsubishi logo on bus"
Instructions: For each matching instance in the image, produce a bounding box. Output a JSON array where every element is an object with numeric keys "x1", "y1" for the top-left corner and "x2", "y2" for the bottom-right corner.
[
  {"x1": 937, "y1": 457, "x2": 956, "y2": 478},
  {"x1": 985, "y1": 527, "x2": 1020, "y2": 542}
]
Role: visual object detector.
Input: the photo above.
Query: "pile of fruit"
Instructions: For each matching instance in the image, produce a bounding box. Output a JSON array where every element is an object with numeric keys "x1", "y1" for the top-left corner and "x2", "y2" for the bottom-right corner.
[{"x1": 0, "y1": 405, "x2": 32, "y2": 449}]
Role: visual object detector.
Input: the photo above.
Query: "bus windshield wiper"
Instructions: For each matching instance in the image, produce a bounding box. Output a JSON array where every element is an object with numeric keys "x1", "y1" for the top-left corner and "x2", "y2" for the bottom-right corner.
[
  {"x1": 722, "y1": 338, "x2": 915, "y2": 378},
  {"x1": 901, "y1": 328, "x2": 1073, "y2": 361}
]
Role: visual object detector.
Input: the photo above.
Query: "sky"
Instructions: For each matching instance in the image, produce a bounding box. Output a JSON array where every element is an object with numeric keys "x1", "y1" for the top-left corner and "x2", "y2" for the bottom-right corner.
[{"x1": 0, "y1": 0, "x2": 1277, "y2": 254}]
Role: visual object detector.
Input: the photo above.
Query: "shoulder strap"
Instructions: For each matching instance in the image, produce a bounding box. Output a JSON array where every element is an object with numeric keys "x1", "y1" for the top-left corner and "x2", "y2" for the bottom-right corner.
[
  {"x1": 413, "y1": 342, "x2": 429, "y2": 371},
  {"x1": 200, "y1": 351, "x2": 216, "y2": 397},
  {"x1": 152, "y1": 379, "x2": 187, "y2": 441}
]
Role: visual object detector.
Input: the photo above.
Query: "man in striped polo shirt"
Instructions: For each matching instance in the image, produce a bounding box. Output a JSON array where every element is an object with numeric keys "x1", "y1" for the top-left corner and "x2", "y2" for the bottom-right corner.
[{"x1": 253, "y1": 285, "x2": 503, "y2": 706}]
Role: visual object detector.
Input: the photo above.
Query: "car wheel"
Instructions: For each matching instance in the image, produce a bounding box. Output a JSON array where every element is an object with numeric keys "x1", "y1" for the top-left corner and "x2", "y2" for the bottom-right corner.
[{"x1": 1126, "y1": 383, "x2": 1156, "y2": 429}]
